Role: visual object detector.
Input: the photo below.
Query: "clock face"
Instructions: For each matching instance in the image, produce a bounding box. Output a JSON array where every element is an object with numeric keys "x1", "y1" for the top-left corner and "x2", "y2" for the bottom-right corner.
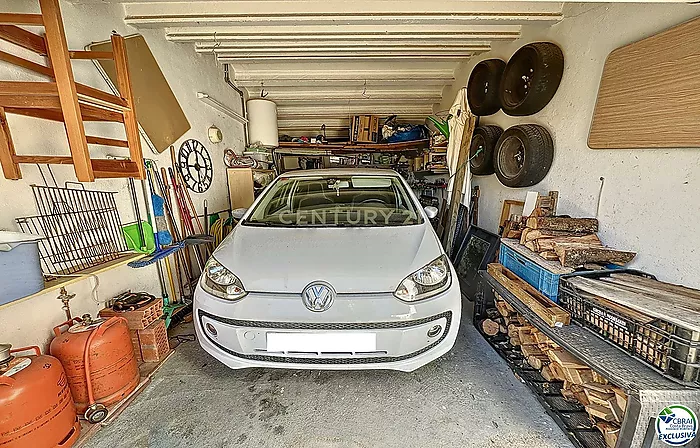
[{"x1": 178, "y1": 139, "x2": 213, "y2": 193}]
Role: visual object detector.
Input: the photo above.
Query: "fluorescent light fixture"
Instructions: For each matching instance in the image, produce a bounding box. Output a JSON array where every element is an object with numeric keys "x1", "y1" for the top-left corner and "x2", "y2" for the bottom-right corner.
[{"x1": 197, "y1": 92, "x2": 248, "y2": 124}]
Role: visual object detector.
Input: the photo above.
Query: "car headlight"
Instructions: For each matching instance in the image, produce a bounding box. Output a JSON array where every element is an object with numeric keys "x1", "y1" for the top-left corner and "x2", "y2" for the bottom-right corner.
[
  {"x1": 394, "y1": 255, "x2": 451, "y2": 302},
  {"x1": 201, "y1": 258, "x2": 247, "y2": 301}
]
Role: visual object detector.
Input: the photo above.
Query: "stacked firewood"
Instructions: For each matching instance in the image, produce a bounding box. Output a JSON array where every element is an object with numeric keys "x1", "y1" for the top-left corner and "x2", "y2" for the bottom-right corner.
[
  {"x1": 487, "y1": 295, "x2": 627, "y2": 448},
  {"x1": 519, "y1": 217, "x2": 636, "y2": 268}
]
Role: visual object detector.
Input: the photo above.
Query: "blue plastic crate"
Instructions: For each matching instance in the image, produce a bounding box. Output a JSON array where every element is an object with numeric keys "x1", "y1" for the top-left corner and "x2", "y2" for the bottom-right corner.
[{"x1": 499, "y1": 243, "x2": 561, "y2": 302}]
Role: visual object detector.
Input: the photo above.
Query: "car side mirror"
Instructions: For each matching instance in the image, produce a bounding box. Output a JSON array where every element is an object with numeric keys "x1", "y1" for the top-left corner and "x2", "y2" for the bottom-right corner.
[
  {"x1": 232, "y1": 208, "x2": 248, "y2": 220},
  {"x1": 424, "y1": 206, "x2": 438, "y2": 219}
]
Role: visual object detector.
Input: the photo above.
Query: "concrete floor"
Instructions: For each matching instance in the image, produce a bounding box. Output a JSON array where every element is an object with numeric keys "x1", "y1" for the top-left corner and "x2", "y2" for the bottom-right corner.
[{"x1": 84, "y1": 304, "x2": 574, "y2": 448}]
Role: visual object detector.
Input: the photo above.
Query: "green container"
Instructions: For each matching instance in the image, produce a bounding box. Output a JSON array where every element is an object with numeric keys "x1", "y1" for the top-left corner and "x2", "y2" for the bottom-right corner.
[{"x1": 122, "y1": 221, "x2": 156, "y2": 254}]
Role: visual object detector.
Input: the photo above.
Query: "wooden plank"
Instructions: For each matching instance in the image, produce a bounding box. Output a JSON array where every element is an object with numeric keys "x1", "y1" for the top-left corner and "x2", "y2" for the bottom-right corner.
[
  {"x1": 0, "y1": 25, "x2": 46, "y2": 54},
  {"x1": 611, "y1": 273, "x2": 700, "y2": 301},
  {"x1": 14, "y1": 155, "x2": 73, "y2": 165},
  {"x1": 39, "y1": 0, "x2": 93, "y2": 181},
  {"x1": 4, "y1": 104, "x2": 122, "y2": 122},
  {"x1": 0, "y1": 13, "x2": 44, "y2": 25},
  {"x1": 0, "y1": 81, "x2": 58, "y2": 95},
  {"x1": 601, "y1": 278, "x2": 700, "y2": 313},
  {"x1": 75, "y1": 83, "x2": 128, "y2": 109},
  {"x1": 0, "y1": 50, "x2": 53, "y2": 77},
  {"x1": 85, "y1": 136, "x2": 129, "y2": 148},
  {"x1": 589, "y1": 17, "x2": 700, "y2": 149},
  {"x1": 227, "y1": 168, "x2": 255, "y2": 210},
  {"x1": 92, "y1": 159, "x2": 141, "y2": 178},
  {"x1": 110, "y1": 34, "x2": 145, "y2": 179},
  {"x1": 0, "y1": 94, "x2": 60, "y2": 109},
  {"x1": 532, "y1": 234, "x2": 601, "y2": 252},
  {"x1": 586, "y1": 404, "x2": 615, "y2": 422},
  {"x1": 568, "y1": 277, "x2": 700, "y2": 332},
  {"x1": 487, "y1": 263, "x2": 570, "y2": 327},
  {"x1": 445, "y1": 110, "x2": 477, "y2": 255},
  {"x1": 0, "y1": 107, "x2": 21, "y2": 179},
  {"x1": 69, "y1": 50, "x2": 113, "y2": 60}
]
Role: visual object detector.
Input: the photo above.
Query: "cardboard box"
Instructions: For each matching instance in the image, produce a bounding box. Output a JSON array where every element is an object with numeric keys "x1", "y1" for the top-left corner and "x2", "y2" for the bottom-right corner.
[{"x1": 350, "y1": 115, "x2": 379, "y2": 143}]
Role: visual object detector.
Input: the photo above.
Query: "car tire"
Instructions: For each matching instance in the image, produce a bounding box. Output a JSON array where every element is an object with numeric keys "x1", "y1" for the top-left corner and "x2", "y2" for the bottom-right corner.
[
  {"x1": 469, "y1": 125, "x2": 503, "y2": 176},
  {"x1": 499, "y1": 42, "x2": 564, "y2": 116},
  {"x1": 494, "y1": 124, "x2": 554, "y2": 188},
  {"x1": 467, "y1": 59, "x2": 506, "y2": 116}
]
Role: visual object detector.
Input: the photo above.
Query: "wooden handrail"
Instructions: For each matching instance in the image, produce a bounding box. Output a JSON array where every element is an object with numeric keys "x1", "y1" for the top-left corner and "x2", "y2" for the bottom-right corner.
[{"x1": 85, "y1": 136, "x2": 128, "y2": 147}]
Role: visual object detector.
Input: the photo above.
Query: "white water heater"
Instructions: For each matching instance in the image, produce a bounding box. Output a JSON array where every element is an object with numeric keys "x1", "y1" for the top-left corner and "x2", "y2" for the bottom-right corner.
[{"x1": 247, "y1": 99, "x2": 278, "y2": 147}]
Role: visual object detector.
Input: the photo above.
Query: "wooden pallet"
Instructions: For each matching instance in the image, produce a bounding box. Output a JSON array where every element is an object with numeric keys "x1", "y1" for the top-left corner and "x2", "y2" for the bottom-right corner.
[{"x1": 487, "y1": 263, "x2": 570, "y2": 327}]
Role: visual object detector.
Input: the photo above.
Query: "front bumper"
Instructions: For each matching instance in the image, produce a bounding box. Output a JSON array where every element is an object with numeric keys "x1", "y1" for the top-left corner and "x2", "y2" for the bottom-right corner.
[{"x1": 193, "y1": 280, "x2": 461, "y2": 372}]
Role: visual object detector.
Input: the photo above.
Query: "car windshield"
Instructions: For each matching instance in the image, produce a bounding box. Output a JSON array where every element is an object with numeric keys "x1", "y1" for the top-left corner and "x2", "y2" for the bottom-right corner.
[{"x1": 244, "y1": 175, "x2": 423, "y2": 227}]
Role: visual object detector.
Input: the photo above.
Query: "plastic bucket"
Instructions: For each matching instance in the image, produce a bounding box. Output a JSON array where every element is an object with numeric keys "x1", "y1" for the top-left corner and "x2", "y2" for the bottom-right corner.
[
  {"x1": 121, "y1": 222, "x2": 156, "y2": 254},
  {"x1": 0, "y1": 231, "x2": 45, "y2": 304}
]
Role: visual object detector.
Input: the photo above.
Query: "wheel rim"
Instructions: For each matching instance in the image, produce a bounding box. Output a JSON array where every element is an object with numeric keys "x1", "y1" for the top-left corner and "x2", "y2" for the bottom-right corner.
[
  {"x1": 470, "y1": 134, "x2": 487, "y2": 168},
  {"x1": 502, "y1": 47, "x2": 537, "y2": 108},
  {"x1": 498, "y1": 136, "x2": 525, "y2": 179}
]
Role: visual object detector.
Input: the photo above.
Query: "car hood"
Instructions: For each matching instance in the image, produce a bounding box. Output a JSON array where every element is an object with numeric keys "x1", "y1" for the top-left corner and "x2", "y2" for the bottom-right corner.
[{"x1": 211, "y1": 223, "x2": 443, "y2": 294}]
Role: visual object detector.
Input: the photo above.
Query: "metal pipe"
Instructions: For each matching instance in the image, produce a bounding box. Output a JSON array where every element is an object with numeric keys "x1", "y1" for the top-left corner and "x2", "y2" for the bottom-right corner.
[{"x1": 223, "y1": 63, "x2": 249, "y2": 146}]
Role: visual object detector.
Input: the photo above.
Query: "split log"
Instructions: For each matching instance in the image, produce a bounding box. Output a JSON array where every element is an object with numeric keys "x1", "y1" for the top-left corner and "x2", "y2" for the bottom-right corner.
[
  {"x1": 532, "y1": 234, "x2": 601, "y2": 252},
  {"x1": 509, "y1": 336, "x2": 521, "y2": 346},
  {"x1": 564, "y1": 367, "x2": 594, "y2": 385},
  {"x1": 520, "y1": 227, "x2": 533, "y2": 245},
  {"x1": 547, "y1": 349, "x2": 588, "y2": 369},
  {"x1": 553, "y1": 243, "x2": 636, "y2": 267},
  {"x1": 596, "y1": 421, "x2": 621, "y2": 448},
  {"x1": 541, "y1": 364, "x2": 556, "y2": 381},
  {"x1": 527, "y1": 354, "x2": 550, "y2": 370},
  {"x1": 539, "y1": 251, "x2": 560, "y2": 261},
  {"x1": 505, "y1": 229, "x2": 522, "y2": 239},
  {"x1": 524, "y1": 241, "x2": 537, "y2": 252},
  {"x1": 586, "y1": 404, "x2": 616, "y2": 422},
  {"x1": 526, "y1": 229, "x2": 589, "y2": 242},
  {"x1": 481, "y1": 318, "x2": 500, "y2": 336},
  {"x1": 526, "y1": 217, "x2": 599, "y2": 233},
  {"x1": 495, "y1": 300, "x2": 512, "y2": 317}
]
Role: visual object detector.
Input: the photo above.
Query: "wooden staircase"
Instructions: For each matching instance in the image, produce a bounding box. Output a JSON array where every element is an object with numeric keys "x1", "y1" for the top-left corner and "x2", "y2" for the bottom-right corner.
[{"x1": 0, "y1": 0, "x2": 144, "y2": 182}]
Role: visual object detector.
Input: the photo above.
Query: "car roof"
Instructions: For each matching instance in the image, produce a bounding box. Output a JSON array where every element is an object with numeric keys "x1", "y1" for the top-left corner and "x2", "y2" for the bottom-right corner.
[{"x1": 280, "y1": 168, "x2": 401, "y2": 178}]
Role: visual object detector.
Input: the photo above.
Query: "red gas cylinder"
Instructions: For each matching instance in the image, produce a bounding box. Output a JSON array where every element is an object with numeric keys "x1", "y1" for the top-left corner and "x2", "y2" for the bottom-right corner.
[
  {"x1": 50, "y1": 315, "x2": 140, "y2": 423},
  {"x1": 0, "y1": 345, "x2": 80, "y2": 448}
]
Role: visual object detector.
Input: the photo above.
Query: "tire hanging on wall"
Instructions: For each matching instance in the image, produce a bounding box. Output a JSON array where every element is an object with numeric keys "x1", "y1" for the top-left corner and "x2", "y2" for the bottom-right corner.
[
  {"x1": 469, "y1": 125, "x2": 503, "y2": 176},
  {"x1": 494, "y1": 124, "x2": 554, "y2": 188},
  {"x1": 467, "y1": 59, "x2": 506, "y2": 116},
  {"x1": 499, "y1": 42, "x2": 564, "y2": 116}
]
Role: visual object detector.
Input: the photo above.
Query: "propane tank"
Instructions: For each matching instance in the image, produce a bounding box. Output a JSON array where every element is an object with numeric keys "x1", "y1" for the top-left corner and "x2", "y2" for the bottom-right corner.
[
  {"x1": 0, "y1": 344, "x2": 80, "y2": 448},
  {"x1": 50, "y1": 315, "x2": 140, "y2": 423}
]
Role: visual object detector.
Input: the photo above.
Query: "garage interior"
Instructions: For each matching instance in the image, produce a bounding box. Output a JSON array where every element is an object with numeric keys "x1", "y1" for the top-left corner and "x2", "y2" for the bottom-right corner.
[{"x1": 1, "y1": 1, "x2": 700, "y2": 448}]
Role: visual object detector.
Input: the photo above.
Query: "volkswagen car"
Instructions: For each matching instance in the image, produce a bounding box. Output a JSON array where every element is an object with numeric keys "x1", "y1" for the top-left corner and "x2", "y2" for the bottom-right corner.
[{"x1": 194, "y1": 169, "x2": 461, "y2": 371}]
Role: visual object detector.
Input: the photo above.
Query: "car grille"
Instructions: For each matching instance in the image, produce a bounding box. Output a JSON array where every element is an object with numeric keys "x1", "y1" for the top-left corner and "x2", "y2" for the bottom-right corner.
[{"x1": 198, "y1": 310, "x2": 452, "y2": 365}]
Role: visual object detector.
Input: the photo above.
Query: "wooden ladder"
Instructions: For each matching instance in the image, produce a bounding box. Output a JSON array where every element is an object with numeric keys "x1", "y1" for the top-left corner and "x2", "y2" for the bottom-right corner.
[{"x1": 0, "y1": 0, "x2": 145, "y2": 182}]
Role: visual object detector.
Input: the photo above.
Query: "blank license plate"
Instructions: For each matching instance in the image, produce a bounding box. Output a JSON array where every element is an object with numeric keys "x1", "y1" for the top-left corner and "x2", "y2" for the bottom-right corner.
[{"x1": 266, "y1": 332, "x2": 376, "y2": 353}]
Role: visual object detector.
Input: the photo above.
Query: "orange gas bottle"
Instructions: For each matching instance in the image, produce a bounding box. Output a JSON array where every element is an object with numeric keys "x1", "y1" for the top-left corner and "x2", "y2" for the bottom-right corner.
[
  {"x1": 0, "y1": 345, "x2": 80, "y2": 448},
  {"x1": 50, "y1": 315, "x2": 140, "y2": 423}
]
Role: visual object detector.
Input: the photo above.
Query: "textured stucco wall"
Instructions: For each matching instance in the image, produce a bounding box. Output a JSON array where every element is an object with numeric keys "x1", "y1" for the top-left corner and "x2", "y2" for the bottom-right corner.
[
  {"x1": 439, "y1": 4, "x2": 700, "y2": 288},
  {"x1": 0, "y1": 0, "x2": 244, "y2": 349}
]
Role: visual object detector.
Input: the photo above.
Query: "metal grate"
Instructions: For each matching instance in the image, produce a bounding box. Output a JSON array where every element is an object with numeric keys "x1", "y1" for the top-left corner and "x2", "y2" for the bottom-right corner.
[{"x1": 16, "y1": 184, "x2": 129, "y2": 276}]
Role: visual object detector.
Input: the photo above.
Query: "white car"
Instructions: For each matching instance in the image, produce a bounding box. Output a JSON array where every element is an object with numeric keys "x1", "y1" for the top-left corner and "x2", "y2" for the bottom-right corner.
[{"x1": 194, "y1": 169, "x2": 461, "y2": 372}]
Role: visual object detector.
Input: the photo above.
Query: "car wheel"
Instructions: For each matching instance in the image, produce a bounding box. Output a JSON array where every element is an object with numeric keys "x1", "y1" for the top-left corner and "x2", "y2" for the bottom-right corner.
[
  {"x1": 494, "y1": 124, "x2": 554, "y2": 188},
  {"x1": 467, "y1": 59, "x2": 506, "y2": 116},
  {"x1": 499, "y1": 42, "x2": 564, "y2": 116},
  {"x1": 469, "y1": 125, "x2": 503, "y2": 176}
]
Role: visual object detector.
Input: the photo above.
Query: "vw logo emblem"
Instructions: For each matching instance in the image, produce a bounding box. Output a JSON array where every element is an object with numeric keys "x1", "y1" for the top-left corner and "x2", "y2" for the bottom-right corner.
[{"x1": 302, "y1": 281, "x2": 335, "y2": 312}]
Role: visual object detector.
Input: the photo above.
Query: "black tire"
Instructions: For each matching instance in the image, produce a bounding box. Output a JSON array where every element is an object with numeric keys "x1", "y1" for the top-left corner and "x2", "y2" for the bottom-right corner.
[
  {"x1": 494, "y1": 124, "x2": 554, "y2": 188},
  {"x1": 500, "y1": 42, "x2": 564, "y2": 116},
  {"x1": 467, "y1": 59, "x2": 506, "y2": 116},
  {"x1": 469, "y1": 125, "x2": 503, "y2": 175}
]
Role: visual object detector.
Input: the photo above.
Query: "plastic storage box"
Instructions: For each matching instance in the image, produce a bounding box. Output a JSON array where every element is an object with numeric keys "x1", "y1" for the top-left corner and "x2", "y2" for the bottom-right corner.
[
  {"x1": 499, "y1": 240, "x2": 571, "y2": 303},
  {"x1": 0, "y1": 231, "x2": 45, "y2": 304}
]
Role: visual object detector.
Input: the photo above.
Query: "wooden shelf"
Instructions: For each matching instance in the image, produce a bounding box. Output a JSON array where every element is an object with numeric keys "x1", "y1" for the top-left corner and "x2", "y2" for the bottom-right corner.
[
  {"x1": 277, "y1": 139, "x2": 430, "y2": 153},
  {"x1": 0, "y1": 253, "x2": 145, "y2": 311}
]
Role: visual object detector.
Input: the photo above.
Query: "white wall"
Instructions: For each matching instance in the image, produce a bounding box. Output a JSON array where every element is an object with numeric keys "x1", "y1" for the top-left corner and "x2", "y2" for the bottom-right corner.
[
  {"x1": 0, "y1": 0, "x2": 244, "y2": 349},
  {"x1": 439, "y1": 4, "x2": 700, "y2": 288}
]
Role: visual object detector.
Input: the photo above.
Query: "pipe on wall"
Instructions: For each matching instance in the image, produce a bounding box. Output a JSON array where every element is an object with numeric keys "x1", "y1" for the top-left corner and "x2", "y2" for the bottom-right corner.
[{"x1": 223, "y1": 64, "x2": 249, "y2": 147}]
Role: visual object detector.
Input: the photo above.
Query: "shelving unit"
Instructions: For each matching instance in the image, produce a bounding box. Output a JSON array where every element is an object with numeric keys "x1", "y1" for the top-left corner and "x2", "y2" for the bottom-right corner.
[
  {"x1": 0, "y1": 0, "x2": 145, "y2": 181},
  {"x1": 478, "y1": 270, "x2": 700, "y2": 448}
]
